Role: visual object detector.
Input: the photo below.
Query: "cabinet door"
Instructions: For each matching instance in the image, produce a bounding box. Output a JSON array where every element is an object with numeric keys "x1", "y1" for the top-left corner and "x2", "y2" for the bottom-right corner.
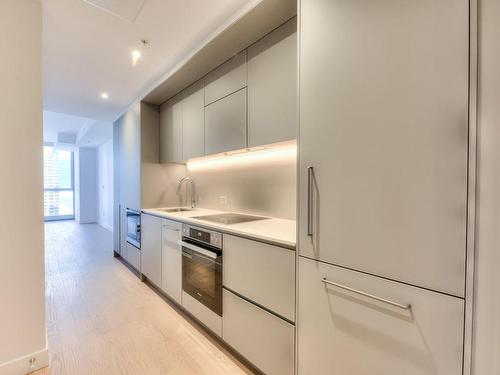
[
  {"x1": 141, "y1": 214, "x2": 162, "y2": 287},
  {"x1": 223, "y1": 289, "x2": 295, "y2": 375},
  {"x1": 159, "y1": 95, "x2": 183, "y2": 163},
  {"x1": 205, "y1": 88, "x2": 247, "y2": 154},
  {"x1": 248, "y1": 18, "x2": 297, "y2": 147},
  {"x1": 205, "y1": 50, "x2": 247, "y2": 105},
  {"x1": 298, "y1": 257, "x2": 464, "y2": 375},
  {"x1": 224, "y1": 235, "x2": 295, "y2": 321},
  {"x1": 182, "y1": 80, "x2": 205, "y2": 160},
  {"x1": 299, "y1": 0, "x2": 468, "y2": 296},
  {"x1": 161, "y1": 219, "x2": 182, "y2": 304},
  {"x1": 117, "y1": 103, "x2": 141, "y2": 211}
]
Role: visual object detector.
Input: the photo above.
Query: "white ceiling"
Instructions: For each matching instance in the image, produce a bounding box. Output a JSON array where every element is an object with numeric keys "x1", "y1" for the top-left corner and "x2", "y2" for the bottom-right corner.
[
  {"x1": 44, "y1": 110, "x2": 113, "y2": 147},
  {"x1": 43, "y1": 0, "x2": 256, "y2": 122}
]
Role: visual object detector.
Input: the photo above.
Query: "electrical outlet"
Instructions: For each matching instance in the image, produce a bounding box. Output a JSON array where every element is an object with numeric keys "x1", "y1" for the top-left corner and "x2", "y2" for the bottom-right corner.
[{"x1": 219, "y1": 196, "x2": 227, "y2": 206}]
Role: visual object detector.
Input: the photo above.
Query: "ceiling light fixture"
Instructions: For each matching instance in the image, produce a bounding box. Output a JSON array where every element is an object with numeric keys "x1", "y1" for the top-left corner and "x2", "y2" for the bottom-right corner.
[
  {"x1": 131, "y1": 50, "x2": 142, "y2": 66},
  {"x1": 101, "y1": 92, "x2": 109, "y2": 99}
]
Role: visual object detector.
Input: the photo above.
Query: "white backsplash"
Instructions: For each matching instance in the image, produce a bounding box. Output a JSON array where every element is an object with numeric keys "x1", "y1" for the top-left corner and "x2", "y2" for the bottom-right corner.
[{"x1": 183, "y1": 146, "x2": 297, "y2": 220}]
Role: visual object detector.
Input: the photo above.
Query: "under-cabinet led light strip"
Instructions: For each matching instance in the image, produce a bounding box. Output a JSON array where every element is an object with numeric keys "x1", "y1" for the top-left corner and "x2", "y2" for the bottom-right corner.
[{"x1": 186, "y1": 141, "x2": 297, "y2": 171}]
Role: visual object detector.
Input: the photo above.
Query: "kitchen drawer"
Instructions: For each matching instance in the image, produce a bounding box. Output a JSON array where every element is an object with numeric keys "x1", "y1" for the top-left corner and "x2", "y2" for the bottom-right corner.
[
  {"x1": 223, "y1": 289, "x2": 294, "y2": 375},
  {"x1": 205, "y1": 50, "x2": 247, "y2": 105},
  {"x1": 205, "y1": 88, "x2": 247, "y2": 155},
  {"x1": 298, "y1": 256, "x2": 464, "y2": 375},
  {"x1": 125, "y1": 242, "x2": 141, "y2": 271},
  {"x1": 224, "y1": 234, "x2": 295, "y2": 321},
  {"x1": 183, "y1": 291, "x2": 222, "y2": 337}
]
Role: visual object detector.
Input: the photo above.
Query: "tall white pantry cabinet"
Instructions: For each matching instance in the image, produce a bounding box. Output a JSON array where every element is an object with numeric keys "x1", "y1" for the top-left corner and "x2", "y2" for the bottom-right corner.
[{"x1": 297, "y1": 0, "x2": 471, "y2": 374}]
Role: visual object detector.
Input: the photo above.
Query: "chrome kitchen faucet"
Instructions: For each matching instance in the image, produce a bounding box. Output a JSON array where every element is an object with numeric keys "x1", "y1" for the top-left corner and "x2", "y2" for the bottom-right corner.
[{"x1": 176, "y1": 177, "x2": 197, "y2": 208}]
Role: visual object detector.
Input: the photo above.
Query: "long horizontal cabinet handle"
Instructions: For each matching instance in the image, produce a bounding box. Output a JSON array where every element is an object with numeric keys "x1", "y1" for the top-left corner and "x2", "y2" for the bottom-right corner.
[
  {"x1": 178, "y1": 240, "x2": 218, "y2": 259},
  {"x1": 321, "y1": 278, "x2": 412, "y2": 311},
  {"x1": 163, "y1": 226, "x2": 180, "y2": 231}
]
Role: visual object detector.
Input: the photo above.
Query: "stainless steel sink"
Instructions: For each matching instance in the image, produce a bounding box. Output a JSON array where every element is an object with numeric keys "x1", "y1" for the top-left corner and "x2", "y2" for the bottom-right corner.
[{"x1": 158, "y1": 208, "x2": 195, "y2": 213}]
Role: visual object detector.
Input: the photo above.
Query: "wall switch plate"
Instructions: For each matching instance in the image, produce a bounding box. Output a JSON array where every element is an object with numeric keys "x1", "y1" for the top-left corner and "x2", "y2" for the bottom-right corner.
[{"x1": 219, "y1": 196, "x2": 228, "y2": 206}]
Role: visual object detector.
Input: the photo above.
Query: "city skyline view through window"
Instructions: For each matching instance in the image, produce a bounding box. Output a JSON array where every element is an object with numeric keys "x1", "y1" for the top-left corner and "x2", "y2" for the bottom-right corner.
[{"x1": 44, "y1": 146, "x2": 74, "y2": 220}]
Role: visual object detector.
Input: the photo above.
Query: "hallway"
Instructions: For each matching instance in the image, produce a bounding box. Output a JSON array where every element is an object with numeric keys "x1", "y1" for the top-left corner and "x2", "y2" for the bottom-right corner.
[{"x1": 43, "y1": 221, "x2": 252, "y2": 374}]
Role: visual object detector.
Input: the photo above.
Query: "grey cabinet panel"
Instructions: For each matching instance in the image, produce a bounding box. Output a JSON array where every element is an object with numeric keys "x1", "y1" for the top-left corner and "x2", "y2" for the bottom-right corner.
[
  {"x1": 161, "y1": 219, "x2": 182, "y2": 304},
  {"x1": 112, "y1": 123, "x2": 121, "y2": 253},
  {"x1": 205, "y1": 88, "x2": 247, "y2": 154},
  {"x1": 141, "y1": 214, "x2": 162, "y2": 288},
  {"x1": 182, "y1": 291, "x2": 222, "y2": 336},
  {"x1": 248, "y1": 18, "x2": 297, "y2": 146},
  {"x1": 119, "y1": 103, "x2": 141, "y2": 212},
  {"x1": 223, "y1": 235, "x2": 295, "y2": 321},
  {"x1": 114, "y1": 104, "x2": 141, "y2": 260},
  {"x1": 299, "y1": 0, "x2": 468, "y2": 296},
  {"x1": 159, "y1": 96, "x2": 183, "y2": 163},
  {"x1": 223, "y1": 289, "x2": 295, "y2": 375},
  {"x1": 182, "y1": 80, "x2": 205, "y2": 160},
  {"x1": 205, "y1": 50, "x2": 247, "y2": 105},
  {"x1": 298, "y1": 257, "x2": 464, "y2": 375}
]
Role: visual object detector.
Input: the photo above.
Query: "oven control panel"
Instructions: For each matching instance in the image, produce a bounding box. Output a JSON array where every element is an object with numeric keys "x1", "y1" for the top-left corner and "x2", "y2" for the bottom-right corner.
[{"x1": 182, "y1": 224, "x2": 222, "y2": 249}]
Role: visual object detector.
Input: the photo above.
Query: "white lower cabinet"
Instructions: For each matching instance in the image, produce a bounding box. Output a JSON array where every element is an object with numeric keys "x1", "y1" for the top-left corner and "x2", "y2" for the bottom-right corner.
[
  {"x1": 141, "y1": 214, "x2": 162, "y2": 287},
  {"x1": 183, "y1": 291, "x2": 222, "y2": 337},
  {"x1": 161, "y1": 219, "x2": 182, "y2": 304},
  {"x1": 223, "y1": 235, "x2": 295, "y2": 321},
  {"x1": 298, "y1": 256, "x2": 464, "y2": 375},
  {"x1": 125, "y1": 242, "x2": 141, "y2": 271},
  {"x1": 223, "y1": 289, "x2": 295, "y2": 375}
]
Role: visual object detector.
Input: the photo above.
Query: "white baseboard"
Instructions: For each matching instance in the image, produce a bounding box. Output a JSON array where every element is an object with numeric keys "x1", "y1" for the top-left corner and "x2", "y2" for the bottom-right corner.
[
  {"x1": 98, "y1": 221, "x2": 113, "y2": 232},
  {"x1": 0, "y1": 348, "x2": 48, "y2": 375},
  {"x1": 78, "y1": 216, "x2": 98, "y2": 224}
]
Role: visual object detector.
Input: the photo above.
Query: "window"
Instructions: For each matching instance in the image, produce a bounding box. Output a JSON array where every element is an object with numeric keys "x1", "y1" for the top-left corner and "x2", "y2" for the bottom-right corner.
[{"x1": 44, "y1": 146, "x2": 74, "y2": 220}]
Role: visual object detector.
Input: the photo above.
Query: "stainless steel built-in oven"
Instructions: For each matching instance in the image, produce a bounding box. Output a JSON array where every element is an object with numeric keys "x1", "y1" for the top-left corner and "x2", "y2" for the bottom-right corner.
[
  {"x1": 126, "y1": 208, "x2": 141, "y2": 249},
  {"x1": 180, "y1": 224, "x2": 223, "y2": 316}
]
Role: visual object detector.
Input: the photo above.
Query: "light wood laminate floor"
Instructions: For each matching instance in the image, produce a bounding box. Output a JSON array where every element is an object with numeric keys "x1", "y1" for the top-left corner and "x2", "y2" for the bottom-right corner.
[{"x1": 39, "y1": 220, "x2": 253, "y2": 375}]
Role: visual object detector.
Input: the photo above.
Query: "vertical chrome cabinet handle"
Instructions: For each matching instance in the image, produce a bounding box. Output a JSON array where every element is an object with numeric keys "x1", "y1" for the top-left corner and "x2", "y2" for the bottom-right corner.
[{"x1": 307, "y1": 166, "x2": 314, "y2": 236}]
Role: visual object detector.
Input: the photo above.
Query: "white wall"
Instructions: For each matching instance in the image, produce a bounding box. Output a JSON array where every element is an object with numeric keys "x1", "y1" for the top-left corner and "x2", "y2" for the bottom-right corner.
[
  {"x1": 0, "y1": 1, "x2": 47, "y2": 373},
  {"x1": 97, "y1": 140, "x2": 114, "y2": 231},
  {"x1": 75, "y1": 147, "x2": 98, "y2": 223},
  {"x1": 472, "y1": 0, "x2": 500, "y2": 373}
]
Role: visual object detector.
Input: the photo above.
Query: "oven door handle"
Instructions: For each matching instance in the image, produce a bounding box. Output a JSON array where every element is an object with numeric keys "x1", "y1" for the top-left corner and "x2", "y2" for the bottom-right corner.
[{"x1": 178, "y1": 240, "x2": 218, "y2": 259}]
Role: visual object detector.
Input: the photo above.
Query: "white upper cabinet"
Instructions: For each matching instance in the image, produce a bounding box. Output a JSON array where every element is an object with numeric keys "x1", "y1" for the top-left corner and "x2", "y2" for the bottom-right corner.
[
  {"x1": 205, "y1": 88, "x2": 247, "y2": 155},
  {"x1": 181, "y1": 80, "x2": 205, "y2": 161},
  {"x1": 204, "y1": 50, "x2": 247, "y2": 105},
  {"x1": 298, "y1": 0, "x2": 469, "y2": 297},
  {"x1": 159, "y1": 95, "x2": 183, "y2": 163},
  {"x1": 248, "y1": 18, "x2": 297, "y2": 147}
]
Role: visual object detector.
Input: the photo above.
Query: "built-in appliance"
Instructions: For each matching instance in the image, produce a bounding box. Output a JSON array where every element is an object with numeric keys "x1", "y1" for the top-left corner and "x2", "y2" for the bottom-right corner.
[
  {"x1": 181, "y1": 224, "x2": 223, "y2": 316},
  {"x1": 126, "y1": 208, "x2": 141, "y2": 248},
  {"x1": 192, "y1": 213, "x2": 268, "y2": 225}
]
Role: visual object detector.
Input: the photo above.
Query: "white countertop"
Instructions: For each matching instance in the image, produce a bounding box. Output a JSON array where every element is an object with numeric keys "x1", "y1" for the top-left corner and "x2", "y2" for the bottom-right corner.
[{"x1": 141, "y1": 207, "x2": 296, "y2": 249}]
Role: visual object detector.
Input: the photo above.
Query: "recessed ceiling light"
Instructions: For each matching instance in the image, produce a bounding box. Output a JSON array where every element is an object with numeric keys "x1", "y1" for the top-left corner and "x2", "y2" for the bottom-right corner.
[
  {"x1": 131, "y1": 50, "x2": 141, "y2": 66},
  {"x1": 101, "y1": 92, "x2": 109, "y2": 99}
]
